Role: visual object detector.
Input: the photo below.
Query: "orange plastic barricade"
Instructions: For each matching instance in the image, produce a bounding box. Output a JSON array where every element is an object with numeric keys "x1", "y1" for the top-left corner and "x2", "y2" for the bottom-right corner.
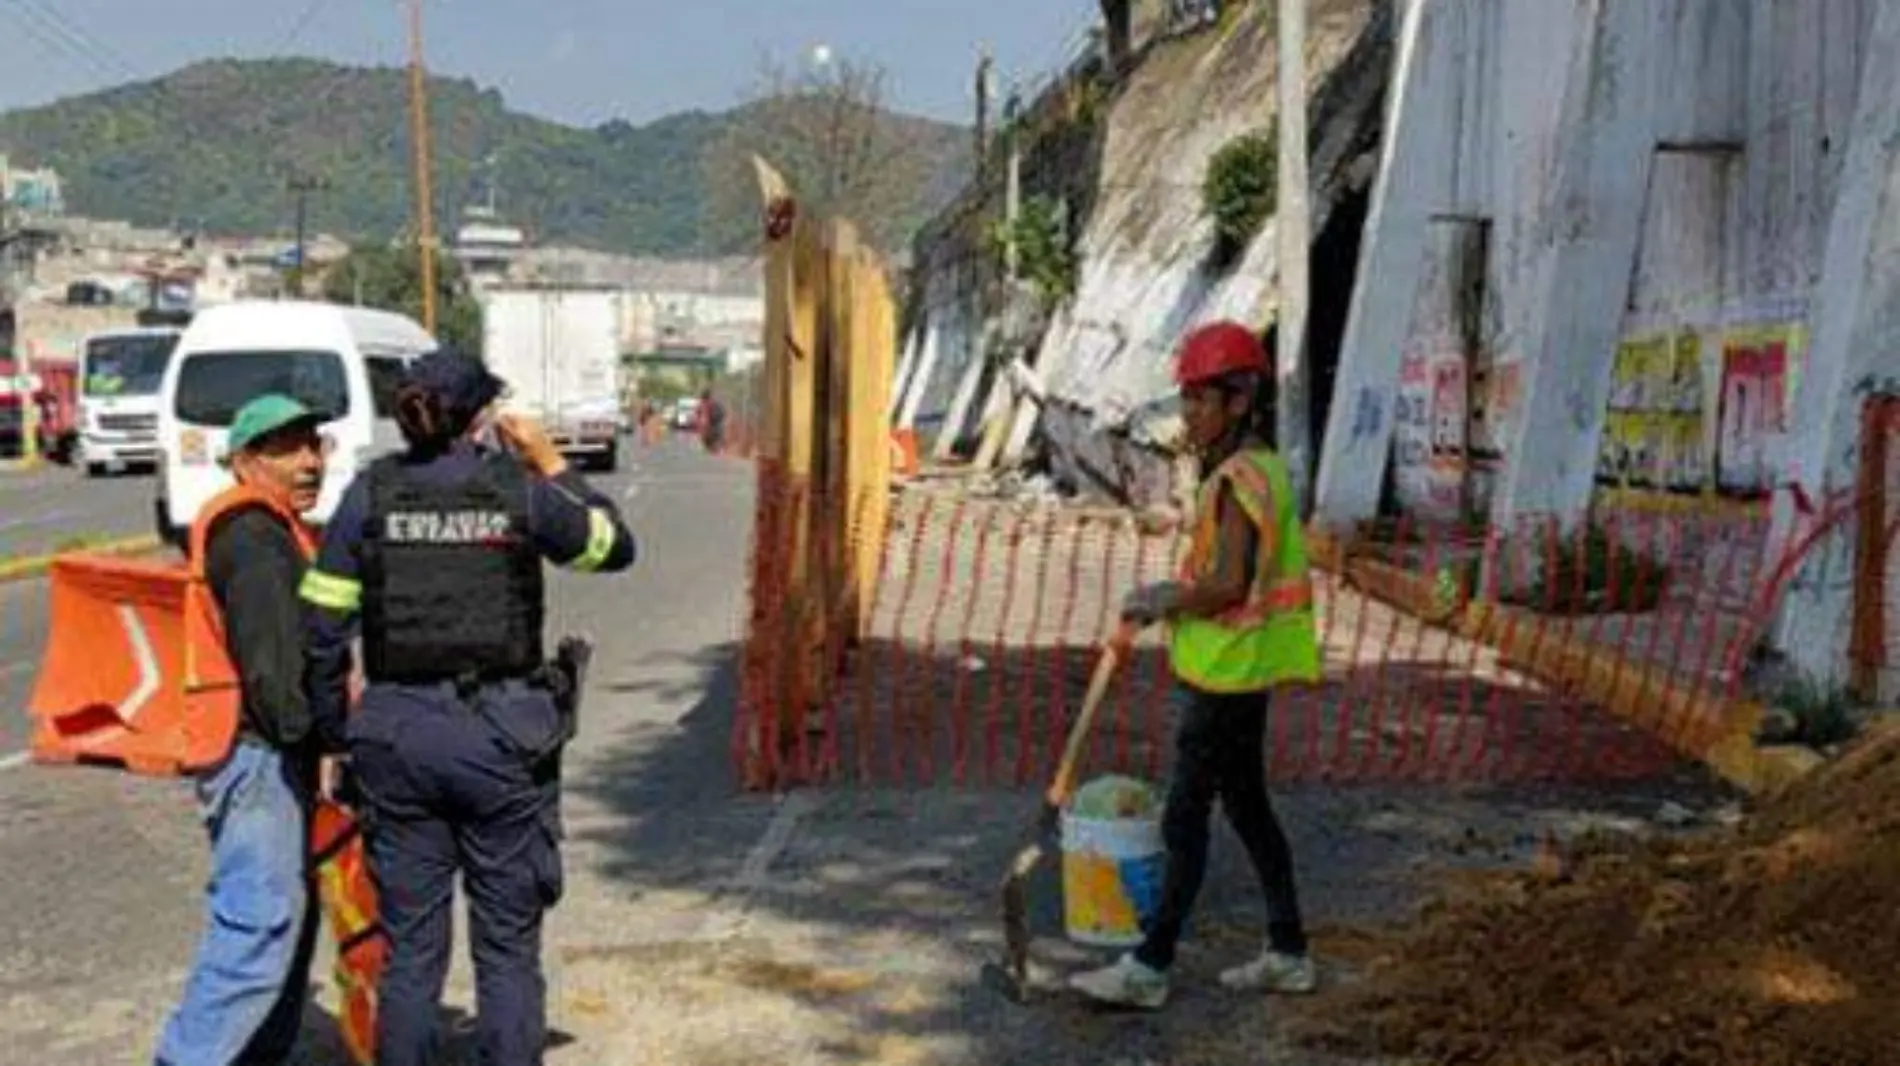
[
  {"x1": 25, "y1": 553, "x2": 205, "y2": 775},
  {"x1": 890, "y1": 427, "x2": 920, "y2": 476},
  {"x1": 312, "y1": 800, "x2": 386, "y2": 1066}
]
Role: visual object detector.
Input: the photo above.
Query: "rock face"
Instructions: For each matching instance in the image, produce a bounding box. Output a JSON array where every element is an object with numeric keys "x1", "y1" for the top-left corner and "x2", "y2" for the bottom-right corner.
[{"x1": 899, "y1": 0, "x2": 1394, "y2": 508}]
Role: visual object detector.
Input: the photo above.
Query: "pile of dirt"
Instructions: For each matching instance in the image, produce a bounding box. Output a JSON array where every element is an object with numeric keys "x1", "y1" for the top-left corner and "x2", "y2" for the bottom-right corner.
[{"x1": 1291, "y1": 723, "x2": 1900, "y2": 1065}]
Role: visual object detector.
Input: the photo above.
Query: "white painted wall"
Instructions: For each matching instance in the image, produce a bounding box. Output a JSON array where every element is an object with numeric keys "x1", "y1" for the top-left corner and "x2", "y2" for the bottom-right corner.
[{"x1": 1317, "y1": 0, "x2": 1889, "y2": 683}]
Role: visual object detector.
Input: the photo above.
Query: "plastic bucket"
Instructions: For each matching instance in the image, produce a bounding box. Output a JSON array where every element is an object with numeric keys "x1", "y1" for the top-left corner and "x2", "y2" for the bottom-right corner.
[{"x1": 1059, "y1": 809, "x2": 1166, "y2": 948}]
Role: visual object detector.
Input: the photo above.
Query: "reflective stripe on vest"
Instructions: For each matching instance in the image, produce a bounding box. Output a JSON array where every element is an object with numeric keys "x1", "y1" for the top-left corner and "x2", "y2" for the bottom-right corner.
[{"x1": 1168, "y1": 448, "x2": 1322, "y2": 693}]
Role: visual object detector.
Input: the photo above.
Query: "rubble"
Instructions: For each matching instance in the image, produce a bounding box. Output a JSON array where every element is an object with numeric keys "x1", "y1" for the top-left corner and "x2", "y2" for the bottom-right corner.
[{"x1": 1290, "y1": 722, "x2": 1900, "y2": 1065}]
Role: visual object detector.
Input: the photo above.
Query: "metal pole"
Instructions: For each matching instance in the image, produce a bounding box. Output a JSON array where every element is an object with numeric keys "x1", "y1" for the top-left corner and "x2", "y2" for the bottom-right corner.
[
  {"x1": 408, "y1": 0, "x2": 439, "y2": 333},
  {"x1": 974, "y1": 46, "x2": 993, "y2": 178},
  {"x1": 1003, "y1": 88, "x2": 1022, "y2": 281},
  {"x1": 1275, "y1": 0, "x2": 1312, "y2": 511},
  {"x1": 288, "y1": 174, "x2": 326, "y2": 298}
]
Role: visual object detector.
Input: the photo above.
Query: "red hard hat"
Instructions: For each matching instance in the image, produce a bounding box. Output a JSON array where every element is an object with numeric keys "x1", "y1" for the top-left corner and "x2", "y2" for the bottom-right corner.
[{"x1": 1174, "y1": 320, "x2": 1268, "y2": 386}]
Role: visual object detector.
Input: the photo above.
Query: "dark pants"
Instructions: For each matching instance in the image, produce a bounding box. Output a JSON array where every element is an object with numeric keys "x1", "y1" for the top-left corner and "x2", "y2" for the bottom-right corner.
[
  {"x1": 348, "y1": 680, "x2": 565, "y2": 1066},
  {"x1": 1134, "y1": 686, "x2": 1307, "y2": 972}
]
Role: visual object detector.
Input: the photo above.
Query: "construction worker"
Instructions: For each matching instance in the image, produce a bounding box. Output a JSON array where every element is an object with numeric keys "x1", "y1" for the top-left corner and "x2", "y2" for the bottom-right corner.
[
  {"x1": 298, "y1": 347, "x2": 635, "y2": 1065},
  {"x1": 156, "y1": 394, "x2": 330, "y2": 1065},
  {"x1": 1069, "y1": 320, "x2": 1320, "y2": 1010}
]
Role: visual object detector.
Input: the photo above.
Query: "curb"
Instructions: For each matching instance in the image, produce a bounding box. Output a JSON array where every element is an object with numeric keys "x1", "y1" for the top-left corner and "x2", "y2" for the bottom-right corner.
[
  {"x1": 1305, "y1": 528, "x2": 1825, "y2": 797},
  {"x1": 0, "y1": 534, "x2": 165, "y2": 586}
]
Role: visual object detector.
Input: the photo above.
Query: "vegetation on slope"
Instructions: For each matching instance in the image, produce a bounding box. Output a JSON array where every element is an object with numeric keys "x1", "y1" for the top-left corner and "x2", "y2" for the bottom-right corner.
[{"x1": 0, "y1": 58, "x2": 969, "y2": 257}]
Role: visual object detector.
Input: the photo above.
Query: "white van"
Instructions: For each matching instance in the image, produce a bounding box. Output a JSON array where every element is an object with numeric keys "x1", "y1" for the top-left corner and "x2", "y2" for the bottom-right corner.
[
  {"x1": 153, "y1": 301, "x2": 438, "y2": 547},
  {"x1": 76, "y1": 325, "x2": 184, "y2": 476}
]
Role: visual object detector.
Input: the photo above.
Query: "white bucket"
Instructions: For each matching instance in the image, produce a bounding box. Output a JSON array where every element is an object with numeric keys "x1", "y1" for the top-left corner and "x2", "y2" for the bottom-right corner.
[{"x1": 1059, "y1": 809, "x2": 1166, "y2": 948}]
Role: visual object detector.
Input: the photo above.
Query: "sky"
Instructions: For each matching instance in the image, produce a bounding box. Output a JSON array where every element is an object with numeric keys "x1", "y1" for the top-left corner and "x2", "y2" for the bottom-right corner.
[{"x1": 0, "y1": 0, "x2": 1096, "y2": 127}]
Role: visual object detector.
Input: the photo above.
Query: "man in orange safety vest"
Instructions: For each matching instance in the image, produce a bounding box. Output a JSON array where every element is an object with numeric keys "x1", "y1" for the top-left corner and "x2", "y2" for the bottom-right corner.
[{"x1": 155, "y1": 394, "x2": 334, "y2": 1065}]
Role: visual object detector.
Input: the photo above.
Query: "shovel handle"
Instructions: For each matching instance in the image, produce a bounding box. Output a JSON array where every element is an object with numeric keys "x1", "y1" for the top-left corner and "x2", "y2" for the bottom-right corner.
[{"x1": 1045, "y1": 621, "x2": 1138, "y2": 808}]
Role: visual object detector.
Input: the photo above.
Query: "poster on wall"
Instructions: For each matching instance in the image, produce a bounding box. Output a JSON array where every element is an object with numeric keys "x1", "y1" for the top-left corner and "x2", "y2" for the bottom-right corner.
[
  {"x1": 1598, "y1": 329, "x2": 1709, "y2": 493},
  {"x1": 1715, "y1": 325, "x2": 1793, "y2": 496},
  {"x1": 1392, "y1": 349, "x2": 1474, "y2": 520}
]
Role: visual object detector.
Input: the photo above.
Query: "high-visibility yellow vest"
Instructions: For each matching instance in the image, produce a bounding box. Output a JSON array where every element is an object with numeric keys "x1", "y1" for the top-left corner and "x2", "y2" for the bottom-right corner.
[{"x1": 1168, "y1": 447, "x2": 1322, "y2": 692}]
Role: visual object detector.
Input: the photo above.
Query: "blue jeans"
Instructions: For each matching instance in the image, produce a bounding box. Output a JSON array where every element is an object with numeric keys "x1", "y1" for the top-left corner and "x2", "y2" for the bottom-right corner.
[{"x1": 155, "y1": 740, "x2": 322, "y2": 1066}]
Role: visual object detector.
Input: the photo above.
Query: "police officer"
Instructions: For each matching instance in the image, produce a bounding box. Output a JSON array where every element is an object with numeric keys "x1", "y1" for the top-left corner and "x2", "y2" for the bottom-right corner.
[{"x1": 299, "y1": 347, "x2": 635, "y2": 1065}]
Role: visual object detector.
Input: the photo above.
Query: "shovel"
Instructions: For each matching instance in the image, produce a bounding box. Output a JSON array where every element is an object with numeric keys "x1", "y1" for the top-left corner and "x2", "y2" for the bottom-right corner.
[{"x1": 986, "y1": 620, "x2": 1139, "y2": 1003}]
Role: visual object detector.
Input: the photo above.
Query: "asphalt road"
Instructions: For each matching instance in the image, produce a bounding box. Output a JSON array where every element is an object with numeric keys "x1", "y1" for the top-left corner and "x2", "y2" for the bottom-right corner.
[
  {"x1": 0, "y1": 433, "x2": 753, "y2": 1062},
  {"x1": 0, "y1": 462, "x2": 157, "y2": 561}
]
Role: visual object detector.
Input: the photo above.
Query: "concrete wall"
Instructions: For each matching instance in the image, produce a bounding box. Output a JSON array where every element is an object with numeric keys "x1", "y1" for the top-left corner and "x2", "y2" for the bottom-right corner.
[
  {"x1": 1316, "y1": 0, "x2": 1890, "y2": 683},
  {"x1": 1318, "y1": 0, "x2": 1874, "y2": 522},
  {"x1": 1770, "y1": 0, "x2": 1900, "y2": 685}
]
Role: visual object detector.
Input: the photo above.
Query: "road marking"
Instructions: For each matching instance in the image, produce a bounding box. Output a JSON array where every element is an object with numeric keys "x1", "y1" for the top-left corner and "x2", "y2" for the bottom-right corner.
[
  {"x1": 0, "y1": 751, "x2": 30, "y2": 772},
  {"x1": 733, "y1": 791, "x2": 817, "y2": 892},
  {"x1": 621, "y1": 483, "x2": 641, "y2": 501},
  {"x1": 697, "y1": 791, "x2": 819, "y2": 941},
  {"x1": 0, "y1": 660, "x2": 31, "y2": 681}
]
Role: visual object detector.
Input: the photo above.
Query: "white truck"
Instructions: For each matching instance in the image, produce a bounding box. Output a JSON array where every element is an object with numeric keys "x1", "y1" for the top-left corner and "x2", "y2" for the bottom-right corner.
[
  {"x1": 479, "y1": 286, "x2": 623, "y2": 472},
  {"x1": 76, "y1": 325, "x2": 184, "y2": 476}
]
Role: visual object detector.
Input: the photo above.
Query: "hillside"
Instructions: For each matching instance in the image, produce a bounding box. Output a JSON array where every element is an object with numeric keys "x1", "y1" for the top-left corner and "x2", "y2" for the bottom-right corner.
[{"x1": 0, "y1": 58, "x2": 969, "y2": 256}]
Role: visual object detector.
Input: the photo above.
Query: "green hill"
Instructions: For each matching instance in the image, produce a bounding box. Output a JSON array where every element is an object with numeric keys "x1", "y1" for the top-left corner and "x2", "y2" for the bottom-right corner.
[{"x1": 0, "y1": 58, "x2": 970, "y2": 256}]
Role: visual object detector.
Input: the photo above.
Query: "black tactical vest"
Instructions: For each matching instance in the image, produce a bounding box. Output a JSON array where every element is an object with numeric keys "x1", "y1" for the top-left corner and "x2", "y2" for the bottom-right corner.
[{"x1": 359, "y1": 452, "x2": 545, "y2": 683}]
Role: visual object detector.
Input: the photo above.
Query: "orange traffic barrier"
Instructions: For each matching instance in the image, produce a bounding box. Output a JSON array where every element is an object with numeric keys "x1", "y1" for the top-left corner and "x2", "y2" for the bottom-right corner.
[
  {"x1": 312, "y1": 800, "x2": 386, "y2": 1066},
  {"x1": 890, "y1": 427, "x2": 920, "y2": 477},
  {"x1": 25, "y1": 553, "x2": 209, "y2": 775}
]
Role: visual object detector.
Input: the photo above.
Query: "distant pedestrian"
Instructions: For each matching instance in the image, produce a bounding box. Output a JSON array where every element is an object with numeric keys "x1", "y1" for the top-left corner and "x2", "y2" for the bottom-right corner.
[{"x1": 697, "y1": 388, "x2": 727, "y2": 454}]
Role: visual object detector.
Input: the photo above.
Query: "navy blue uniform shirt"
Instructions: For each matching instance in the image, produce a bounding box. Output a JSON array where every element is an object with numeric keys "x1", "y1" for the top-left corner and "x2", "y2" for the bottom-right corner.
[{"x1": 299, "y1": 441, "x2": 636, "y2": 750}]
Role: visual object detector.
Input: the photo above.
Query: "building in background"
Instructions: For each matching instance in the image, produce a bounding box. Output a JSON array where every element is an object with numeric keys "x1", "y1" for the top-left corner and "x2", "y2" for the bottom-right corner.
[{"x1": 0, "y1": 155, "x2": 64, "y2": 218}]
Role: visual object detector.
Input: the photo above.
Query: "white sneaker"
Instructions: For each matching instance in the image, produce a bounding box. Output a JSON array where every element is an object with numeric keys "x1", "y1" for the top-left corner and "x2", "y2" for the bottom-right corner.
[
  {"x1": 1219, "y1": 949, "x2": 1318, "y2": 994},
  {"x1": 1068, "y1": 954, "x2": 1170, "y2": 1010}
]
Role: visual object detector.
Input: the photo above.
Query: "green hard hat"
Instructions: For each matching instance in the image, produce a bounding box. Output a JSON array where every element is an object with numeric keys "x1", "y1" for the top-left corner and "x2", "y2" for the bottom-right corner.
[{"x1": 226, "y1": 393, "x2": 324, "y2": 455}]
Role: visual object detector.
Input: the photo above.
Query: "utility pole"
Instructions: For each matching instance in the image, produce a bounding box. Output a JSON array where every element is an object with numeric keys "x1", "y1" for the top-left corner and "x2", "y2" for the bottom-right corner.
[
  {"x1": 1276, "y1": 0, "x2": 1312, "y2": 512},
  {"x1": 1002, "y1": 86, "x2": 1022, "y2": 281},
  {"x1": 288, "y1": 173, "x2": 328, "y2": 298},
  {"x1": 974, "y1": 46, "x2": 993, "y2": 179},
  {"x1": 407, "y1": 0, "x2": 439, "y2": 334}
]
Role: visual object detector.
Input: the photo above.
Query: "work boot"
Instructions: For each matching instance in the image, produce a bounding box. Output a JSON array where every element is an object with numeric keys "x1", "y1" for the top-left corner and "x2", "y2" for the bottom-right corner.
[
  {"x1": 1219, "y1": 948, "x2": 1319, "y2": 994},
  {"x1": 1068, "y1": 954, "x2": 1170, "y2": 1010}
]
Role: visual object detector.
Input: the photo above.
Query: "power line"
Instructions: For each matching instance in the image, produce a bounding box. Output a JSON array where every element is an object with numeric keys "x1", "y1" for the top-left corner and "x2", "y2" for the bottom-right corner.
[{"x1": 275, "y1": 0, "x2": 338, "y2": 54}]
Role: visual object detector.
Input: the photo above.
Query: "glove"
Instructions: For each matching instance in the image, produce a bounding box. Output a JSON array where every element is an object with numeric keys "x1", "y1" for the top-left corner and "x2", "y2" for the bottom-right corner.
[{"x1": 1121, "y1": 580, "x2": 1184, "y2": 626}]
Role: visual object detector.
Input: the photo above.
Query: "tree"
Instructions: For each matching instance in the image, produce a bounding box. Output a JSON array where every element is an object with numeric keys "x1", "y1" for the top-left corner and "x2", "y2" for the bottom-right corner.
[
  {"x1": 700, "y1": 52, "x2": 935, "y2": 255},
  {"x1": 320, "y1": 243, "x2": 484, "y2": 355}
]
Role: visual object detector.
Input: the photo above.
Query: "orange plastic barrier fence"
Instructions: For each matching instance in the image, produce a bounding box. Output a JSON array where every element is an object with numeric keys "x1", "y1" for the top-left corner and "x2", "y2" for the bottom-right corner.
[
  {"x1": 735, "y1": 484, "x2": 1799, "y2": 792},
  {"x1": 312, "y1": 800, "x2": 387, "y2": 1066},
  {"x1": 26, "y1": 553, "x2": 198, "y2": 774}
]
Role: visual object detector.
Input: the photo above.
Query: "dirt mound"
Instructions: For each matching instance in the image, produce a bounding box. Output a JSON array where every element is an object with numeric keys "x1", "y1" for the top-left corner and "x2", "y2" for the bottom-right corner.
[{"x1": 1292, "y1": 723, "x2": 1900, "y2": 1065}]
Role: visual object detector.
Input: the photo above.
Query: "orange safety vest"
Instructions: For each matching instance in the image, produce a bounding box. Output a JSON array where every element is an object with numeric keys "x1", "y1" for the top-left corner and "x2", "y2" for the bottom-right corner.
[
  {"x1": 187, "y1": 485, "x2": 386, "y2": 1066},
  {"x1": 178, "y1": 484, "x2": 321, "y2": 771}
]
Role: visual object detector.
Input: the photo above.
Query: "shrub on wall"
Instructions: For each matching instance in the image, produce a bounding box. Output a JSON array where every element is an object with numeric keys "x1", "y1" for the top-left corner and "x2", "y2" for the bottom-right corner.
[
  {"x1": 1201, "y1": 123, "x2": 1278, "y2": 267},
  {"x1": 987, "y1": 195, "x2": 1077, "y2": 313}
]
